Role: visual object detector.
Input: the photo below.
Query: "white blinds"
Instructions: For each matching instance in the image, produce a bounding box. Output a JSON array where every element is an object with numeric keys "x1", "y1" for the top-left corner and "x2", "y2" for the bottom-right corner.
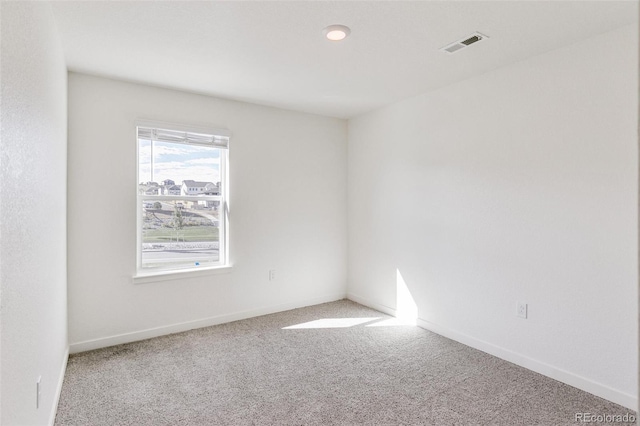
[{"x1": 137, "y1": 126, "x2": 229, "y2": 149}]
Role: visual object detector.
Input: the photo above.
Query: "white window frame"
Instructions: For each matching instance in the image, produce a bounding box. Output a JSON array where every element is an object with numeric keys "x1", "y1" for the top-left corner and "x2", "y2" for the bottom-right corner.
[{"x1": 135, "y1": 120, "x2": 230, "y2": 278}]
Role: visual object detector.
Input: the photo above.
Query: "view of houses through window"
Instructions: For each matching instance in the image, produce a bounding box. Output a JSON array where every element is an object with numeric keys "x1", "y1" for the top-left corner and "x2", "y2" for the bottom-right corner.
[{"x1": 137, "y1": 125, "x2": 228, "y2": 272}]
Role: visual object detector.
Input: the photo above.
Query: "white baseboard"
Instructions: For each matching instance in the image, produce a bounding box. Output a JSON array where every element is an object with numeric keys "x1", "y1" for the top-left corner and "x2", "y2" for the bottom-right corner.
[
  {"x1": 347, "y1": 292, "x2": 397, "y2": 317},
  {"x1": 417, "y1": 317, "x2": 637, "y2": 411},
  {"x1": 69, "y1": 293, "x2": 346, "y2": 354},
  {"x1": 49, "y1": 346, "x2": 69, "y2": 426},
  {"x1": 347, "y1": 293, "x2": 637, "y2": 411}
]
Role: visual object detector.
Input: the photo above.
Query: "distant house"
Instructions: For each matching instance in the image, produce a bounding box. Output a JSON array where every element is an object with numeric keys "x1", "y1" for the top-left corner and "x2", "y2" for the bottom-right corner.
[
  {"x1": 138, "y1": 183, "x2": 159, "y2": 195},
  {"x1": 203, "y1": 182, "x2": 220, "y2": 195},
  {"x1": 182, "y1": 180, "x2": 213, "y2": 195},
  {"x1": 162, "y1": 185, "x2": 181, "y2": 195},
  {"x1": 197, "y1": 199, "x2": 220, "y2": 210},
  {"x1": 162, "y1": 179, "x2": 175, "y2": 186},
  {"x1": 187, "y1": 200, "x2": 201, "y2": 209}
]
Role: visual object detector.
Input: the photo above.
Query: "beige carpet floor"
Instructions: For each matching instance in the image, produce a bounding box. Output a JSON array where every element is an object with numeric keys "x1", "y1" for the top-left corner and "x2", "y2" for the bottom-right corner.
[{"x1": 55, "y1": 300, "x2": 635, "y2": 425}]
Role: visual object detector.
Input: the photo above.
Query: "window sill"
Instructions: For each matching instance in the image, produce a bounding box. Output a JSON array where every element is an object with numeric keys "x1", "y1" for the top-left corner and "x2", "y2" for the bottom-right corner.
[{"x1": 133, "y1": 265, "x2": 233, "y2": 285}]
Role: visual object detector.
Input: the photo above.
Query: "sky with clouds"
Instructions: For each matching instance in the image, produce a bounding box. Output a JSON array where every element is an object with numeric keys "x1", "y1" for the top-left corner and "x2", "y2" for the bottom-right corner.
[{"x1": 139, "y1": 140, "x2": 221, "y2": 185}]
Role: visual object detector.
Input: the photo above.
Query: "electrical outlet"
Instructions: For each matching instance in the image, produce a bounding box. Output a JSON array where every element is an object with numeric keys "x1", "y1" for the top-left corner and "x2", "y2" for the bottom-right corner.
[
  {"x1": 36, "y1": 376, "x2": 42, "y2": 409},
  {"x1": 516, "y1": 302, "x2": 528, "y2": 319},
  {"x1": 269, "y1": 270, "x2": 276, "y2": 281}
]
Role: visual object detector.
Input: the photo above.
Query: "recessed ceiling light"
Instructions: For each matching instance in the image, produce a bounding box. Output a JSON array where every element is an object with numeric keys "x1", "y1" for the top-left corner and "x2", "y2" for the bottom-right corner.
[{"x1": 323, "y1": 24, "x2": 351, "y2": 42}]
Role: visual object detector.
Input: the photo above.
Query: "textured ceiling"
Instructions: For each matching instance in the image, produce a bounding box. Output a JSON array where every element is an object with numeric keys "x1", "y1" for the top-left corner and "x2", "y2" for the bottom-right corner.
[{"x1": 50, "y1": 1, "x2": 637, "y2": 119}]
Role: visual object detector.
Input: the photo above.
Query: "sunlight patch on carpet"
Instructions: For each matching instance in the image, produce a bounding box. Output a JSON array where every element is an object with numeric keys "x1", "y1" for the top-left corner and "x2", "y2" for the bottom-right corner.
[{"x1": 282, "y1": 317, "x2": 380, "y2": 329}]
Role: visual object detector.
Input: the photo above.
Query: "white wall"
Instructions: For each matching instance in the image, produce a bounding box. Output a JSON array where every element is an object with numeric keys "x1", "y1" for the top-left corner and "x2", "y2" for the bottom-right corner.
[
  {"x1": 67, "y1": 73, "x2": 347, "y2": 350},
  {"x1": 348, "y1": 25, "x2": 638, "y2": 409},
  {"x1": 1, "y1": 2, "x2": 69, "y2": 425}
]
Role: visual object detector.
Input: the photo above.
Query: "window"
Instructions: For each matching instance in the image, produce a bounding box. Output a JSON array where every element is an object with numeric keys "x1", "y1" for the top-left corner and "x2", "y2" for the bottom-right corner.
[{"x1": 137, "y1": 122, "x2": 229, "y2": 273}]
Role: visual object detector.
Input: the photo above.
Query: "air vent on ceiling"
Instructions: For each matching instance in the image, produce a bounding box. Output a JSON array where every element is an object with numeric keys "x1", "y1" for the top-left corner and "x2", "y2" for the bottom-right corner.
[{"x1": 440, "y1": 32, "x2": 488, "y2": 55}]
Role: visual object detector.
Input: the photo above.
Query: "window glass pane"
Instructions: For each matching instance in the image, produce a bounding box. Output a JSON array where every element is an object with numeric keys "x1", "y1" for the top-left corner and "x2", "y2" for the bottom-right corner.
[
  {"x1": 138, "y1": 125, "x2": 227, "y2": 272},
  {"x1": 141, "y1": 199, "x2": 220, "y2": 269},
  {"x1": 152, "y1": 141, "x2": 220, "y2": 187},
  {"x1": 138, "y1": 139, "x2": 152, "y2": 186}
]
